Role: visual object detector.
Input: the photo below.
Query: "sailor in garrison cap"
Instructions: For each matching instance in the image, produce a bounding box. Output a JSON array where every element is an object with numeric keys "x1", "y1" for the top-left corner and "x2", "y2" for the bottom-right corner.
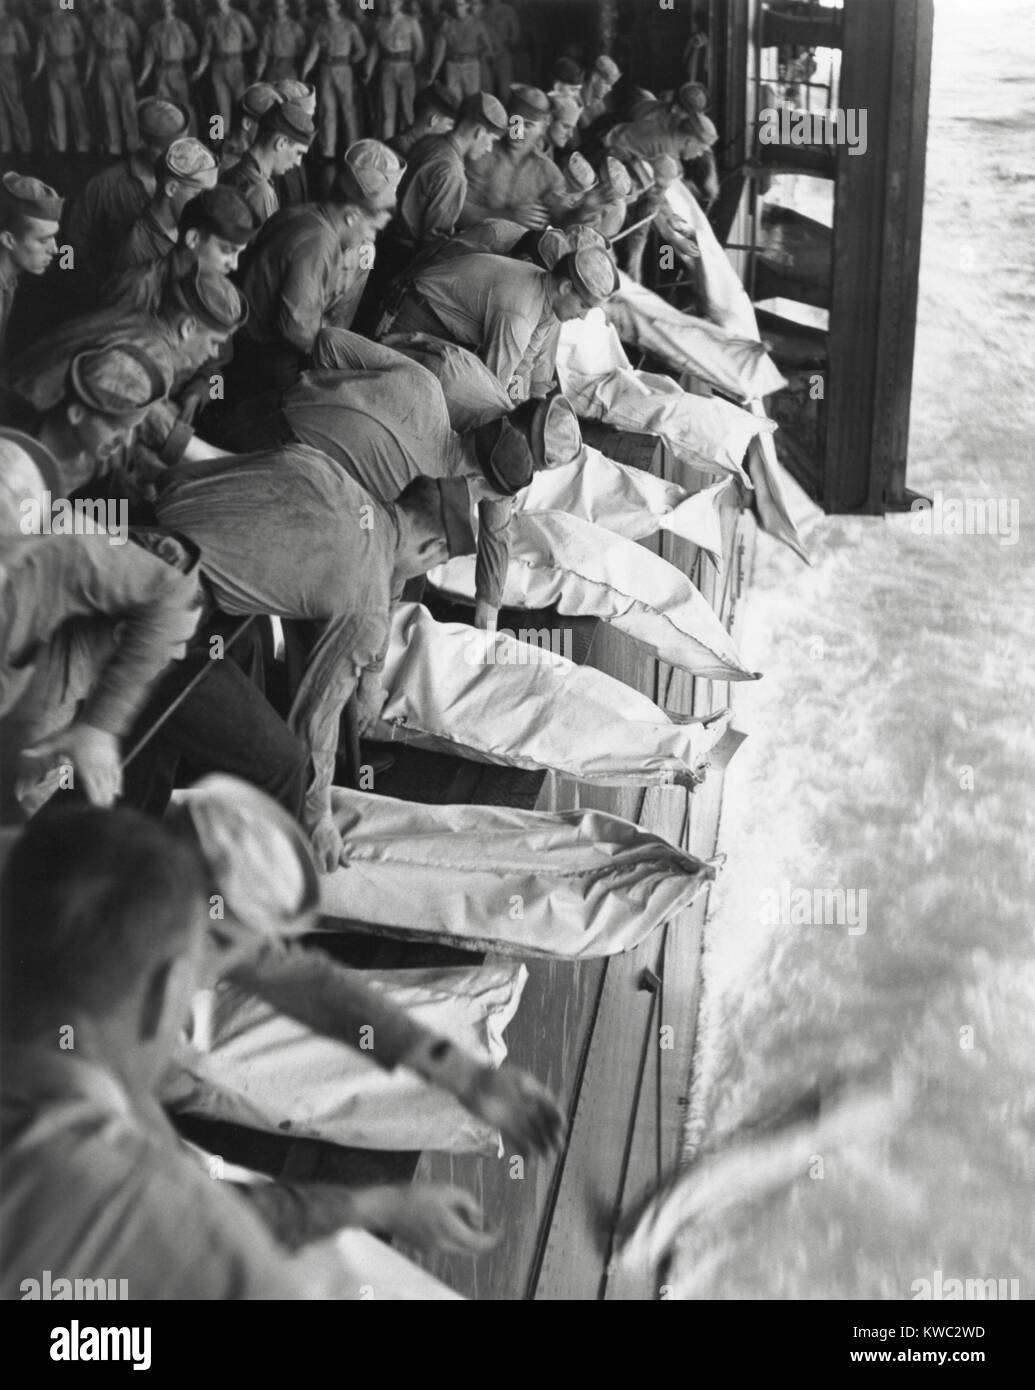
[
  {"x1": 84, "y1": 0, "x2": 143, "y2": 156},
  {"x1": 301, "y1": 0, "x2": 368, "y2": 158},
  {"x1": 605, "y1": 91, "x2": 718, "y2": 170},
  {"x1": 230, "y1": 139, "x2": 402, "y2": 400},
  {"x1": 0, "y1": 0, "x2": 32, "y2": 157},
  {"x1": 152, "y1": 445, "x2": 459, "y2": 869},
  {"x1": 363, "y1": 0, "x2": 426, "y2": 142},
  {"x1": 390, "y1": 81, "x2": 460, "y2": 160},
  {"x1": 271, "y1": 80, "x2": 319, "y2": 209},
  {"x1": 221, "y1": 99, "x2": 316, "y2": 227},
  {"x1": 65, "y1": 98, "x2": 192, "y2": 296},
  {"x1": 19, "y1": 340, "x2": 172, "y2": 495},
  {"x1": 114, "y1": 138, "x2": 220, "y2": 274},
  {"x1": 462, "y1": 86, "x2": 570, "y2": 232},
  {"x1": 256, "y1": 0, "x2": 307, "y2": 84},
  {"x1": 0, "y1": 427, "x2": 202, "y2": 818},
  {"x1": 323, "y1": 140, "x2": 407, "y2": 333},
  {"x1": 30, "y1": 0, "x2": 90, "y2": 156},
  {"x1": 429, "y1": 0, "x2": 495, "y2": 103},
  {"x1": 550, "y1": 57, "x2": 585, "y2": 107},
  {"x1": 392, "y1": 90, "x2": 506, "y2": 253},
  {"x1": 580, "y1": 54, "x2": 620, "y2": 130},
  {"x1": 0, "y1": 175, "x2": 64, "y2": 359},
  {"x1": 106, "y1": 186, "x2": 259, "y2": 317},
  {"x1": 218, "y1": 81, "x2": 283, "y2": 174},
  {"x1": 203, "y1": 329, "x2": 582, "y2": 632},
  {"x1": 194, "y1": 0, "x2": 258, "y2": 136},
  {"x1": 546, "y1": 93, "x2": 583, "y2": 159},
  {"x1": 378, "y1": 242, "x2": 618, "y2": 404},
  {"x1": 8, "y1": 267, "x2": 247, "y2": 478},
  {"x1": 138, "y1": 0, "x2": 200, "y2": 108}
]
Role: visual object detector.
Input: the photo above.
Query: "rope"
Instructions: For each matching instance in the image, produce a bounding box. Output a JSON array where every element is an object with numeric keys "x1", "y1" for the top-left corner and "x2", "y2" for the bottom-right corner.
[{"x1": 120, "y1": 615, "x2": 257, "y2": 769}]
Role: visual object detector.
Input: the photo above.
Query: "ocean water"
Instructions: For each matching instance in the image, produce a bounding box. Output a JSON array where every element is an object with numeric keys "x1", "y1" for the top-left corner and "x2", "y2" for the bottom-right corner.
[{"x1": 672, "y1": 0, "x2": 1035, "y2": 1299}]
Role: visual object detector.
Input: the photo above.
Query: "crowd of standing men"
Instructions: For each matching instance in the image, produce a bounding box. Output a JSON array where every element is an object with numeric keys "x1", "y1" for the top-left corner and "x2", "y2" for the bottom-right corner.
[{"x1": 0, "y1": 0, "x2": 727, "y2": 1301}]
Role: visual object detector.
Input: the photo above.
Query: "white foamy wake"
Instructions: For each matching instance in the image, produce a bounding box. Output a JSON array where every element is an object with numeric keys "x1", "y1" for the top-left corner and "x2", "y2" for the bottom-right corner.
[{"x1": 642, "y1": 0, "x2": 1035, "y2": 1299}]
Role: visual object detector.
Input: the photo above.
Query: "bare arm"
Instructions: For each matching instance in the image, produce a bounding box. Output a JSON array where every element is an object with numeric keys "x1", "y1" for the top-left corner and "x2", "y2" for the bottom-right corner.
[
  {"x1": 362, "y1": 35, "x2": 379, "y2": 82},
  {"x1": 239, "y1": 14, "x2": 258, "y2": 55},
  {"x1": 410, "y1": 16, "x2": 426, "y2": 68},
  {"x1": 429, "y1": 30, "x2": 446, "y2": 82},
  {"x1": 138, "y1": 30, "x2": 156, "y2": 85},
  {"x1": 301, "y1": 35, "x2": 320, "y2": 78},
  {"x1": 348, "y1": 20, "x2": 366, "y2": 66},
  {"x1": 194, "y1": 21, "x2": 212, "y2": 77},
  {"x1": 255, "y1": 24, "x2": 270, "y2": 78}
]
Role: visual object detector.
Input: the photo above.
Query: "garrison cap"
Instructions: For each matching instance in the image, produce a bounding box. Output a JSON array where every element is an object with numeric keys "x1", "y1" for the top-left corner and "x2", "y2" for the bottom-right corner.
[
  {"x1": 179, "y1": 776, "x2": 321, "y2": 950},
  {"x1": 0, "y1": 429, "x2": 62, "y2": 535},
  {"x1": 553, "y1": 58, "x2": 585, "y2": 86},
  {"x1": 274, "y1": 79, "x2": 316, "y2": 105},
  {"x1": 627, "y1": 88, "x2": 659, "y2": 119},
  {"x1": 337, "y1": 139, "x2": 406, "y2": 211},
  {"x1": 238, "y1": 83, "x2": 283, "y2": 122},
  {"x1": 259, "y1": 99, "x2": 317, "y2": 146},
  {"x1": 181, "y1": 185, "x2": 260, "y2": 245},
  {"x1": 472, "y1": 416, "x2": 535, "y2": 497},
  {"x1": 601, "y1": 155, "x2": 633, "y2": 199},
  {"x1": 460, "y1": 91, "x2": 508, "y2": 136},
  {"x1": 549, "y1": 93, "x2": 582, "y2": 125},
  {"x1": 685, "y1": 109, "x2": 719, "y2": 147},
  {"x1": 159, "y1": 137, "x2": 219, "y2": 190},
  {"x1": 563, "y1": 150, "x2": 597, "y2": 194},
  {"x1": 678, "y1": 81, "x2": 710, "y2": 113},
  {"x1": 594, "y1": 55, "x2": 621, "y2": 83},
  {"x1": 138, "y1": 98, "x2": 191, "y2": 145},
  {"x1": 415, "y1": 81, "x2": 461, "y2": 119},
  {"x1": 567, "y1": 225, "x2": 612, "y2": 255},
  {"x1": 507, "y1": 85, "x2": 550, "y2": 123},
  {"x1": 67, "y1": 341, "x2": 171, "y2": 417},
  {"x1": 510, "y1": 392, "x2": 582, "y2": 471},
  {"x1": 169, "y1": 265, "x2": 248, "y2": 331},
  {"x1": 536, "y1": 223, "x2": 610, "y2": 270},
  {"x1": 534, "y1": 227, "x2": 571, "y2": 270},
  {"x1": 560, "y1": 244, "x2": 619, "y2": 304},
  {"x1": 627, "y1": 155, "x2": 656, "y2": 195},
  {"x1": 0, "y1": 172, "x2": 64, "y2": 224},
  {"x1": 651, "y1": 152, "x2": 683, "y2": 184}
]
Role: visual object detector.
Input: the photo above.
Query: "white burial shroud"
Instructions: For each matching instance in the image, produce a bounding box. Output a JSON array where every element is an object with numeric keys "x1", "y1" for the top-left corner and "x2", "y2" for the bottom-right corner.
[
  {"x1": 319, "y1": 783, "x2": 716, "y2": 959},
  {"x1": 370, "y1": 603, "x2": 739, "y2": 788},
  {"x1": 662, "y1": 178, "x2": 763, "y2": 339},
  {"x1": 171, "y1": 961, "x2": 529, "y2": 1154},
  {"x1": 660, "y1": 180, "x2": 812, "y2": 563},
  {"x1": 428, "y1": 507, "x2": 756, "y2": 679},
  {"x1": 555, "y1": 310, "x2": 774, "y2": 484},
  {"x1": 515, "y1": 444, "x2": 731, "y2": 566},
  {"x1": 606, "y1": 271, "x2": 788, "y2": 400}
]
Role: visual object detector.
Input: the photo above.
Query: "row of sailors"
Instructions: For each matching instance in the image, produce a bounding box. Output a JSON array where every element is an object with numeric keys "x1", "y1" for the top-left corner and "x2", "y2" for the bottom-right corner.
[
  {"x1": 0, "y1": 72, "x2": 717, "y2": 343},
  {"x1": 0, "y1": 143, "x2": 617, "y2": 863},
  {"x1": 1, "y1": 0, "x2": 541, "y2": 155},
  {"x1": 0, "y1": 61, "x2": 724, "y2": 1300}
]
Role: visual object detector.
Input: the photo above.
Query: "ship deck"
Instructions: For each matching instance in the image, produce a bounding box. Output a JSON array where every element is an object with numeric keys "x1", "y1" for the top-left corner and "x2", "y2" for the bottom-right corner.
[{"x1": 177, "y1": 424, "x2": 755, "y2": 1301}]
